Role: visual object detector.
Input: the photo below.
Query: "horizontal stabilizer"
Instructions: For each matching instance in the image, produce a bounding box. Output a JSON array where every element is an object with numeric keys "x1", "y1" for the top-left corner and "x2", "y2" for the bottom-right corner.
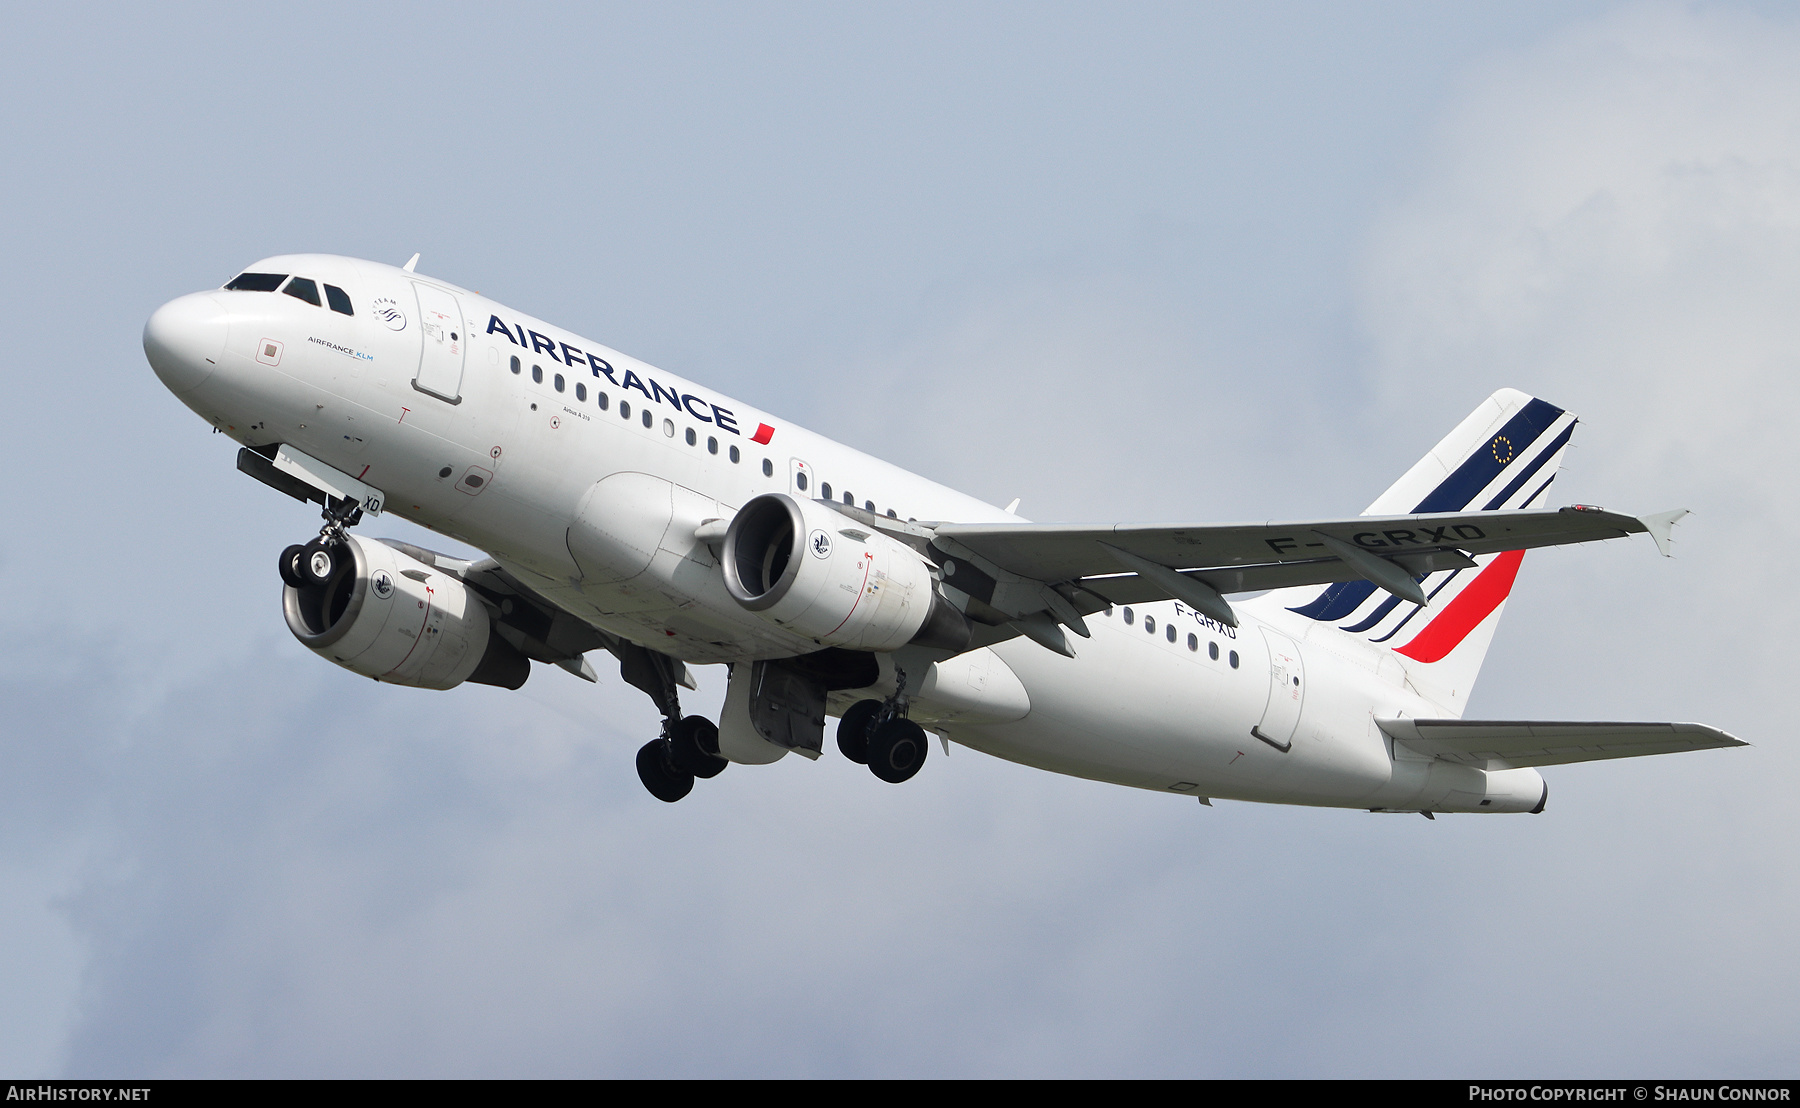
[{"x1": 1376, "y1": 718, "x2": 1746, "y2": 769}]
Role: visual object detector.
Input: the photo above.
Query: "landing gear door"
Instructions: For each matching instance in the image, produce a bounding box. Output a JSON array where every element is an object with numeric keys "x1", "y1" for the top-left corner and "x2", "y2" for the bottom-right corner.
[
  {"x1": 1253, "y1": 627, "x2": 1306, "y2": 752},
  {"x1": 718, "y1": 662, "x2": 795, "y2": 765},
  {"x1": 412, "y1": 283, "x2": 466, "y2": 404}
]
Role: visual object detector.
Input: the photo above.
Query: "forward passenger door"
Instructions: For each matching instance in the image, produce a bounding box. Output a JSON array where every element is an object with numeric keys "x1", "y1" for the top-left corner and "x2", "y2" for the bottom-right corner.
[{"x1": 412, "y1": 283, "x2": 466, "y2": 403}]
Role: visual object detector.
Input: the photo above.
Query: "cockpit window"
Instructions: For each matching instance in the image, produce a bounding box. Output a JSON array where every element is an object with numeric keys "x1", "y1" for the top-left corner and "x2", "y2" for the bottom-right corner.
[
  {"x1": 282, "y1": 277, "x2": 321, "y2": 306},
  {"x1": 224, "y1": 272, "x2": 287, "y2": 292},
  {"x1": 323, "y1": 284, "x2": 353, "y2": 316}
]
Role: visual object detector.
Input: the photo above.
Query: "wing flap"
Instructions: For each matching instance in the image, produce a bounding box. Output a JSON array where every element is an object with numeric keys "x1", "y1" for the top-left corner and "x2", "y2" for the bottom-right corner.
[
  {"x1": 1066, "y1": 549, "x2": 1480, "y2": 606},
  {"x1": 1376, "y1": 718, "x2": 1747, "y2": 769}
]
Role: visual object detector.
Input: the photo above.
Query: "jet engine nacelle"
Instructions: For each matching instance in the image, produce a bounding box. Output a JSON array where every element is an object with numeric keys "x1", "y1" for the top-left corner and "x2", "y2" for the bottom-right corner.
[
  {"x1": 283, "y1": 535, "x2": 528, "y2": 690},
  {"x1": 721, "y1": 493, "x2": 939, "y2": 652}
]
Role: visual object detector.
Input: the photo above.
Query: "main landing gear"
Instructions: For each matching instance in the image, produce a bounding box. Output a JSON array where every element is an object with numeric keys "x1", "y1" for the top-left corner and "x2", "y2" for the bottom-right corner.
[
  {"x1": 836, "y1": 696, "x2": 929, "y2": 784},
  {"x1": 278, "y1": 496, "x2": 364, "y2": 589},
  {"x1": 617, "y1": 641, "x2": 727, "y2": 804},
  {"x1": 636, "y1": 715, "x2": 725, "y2": 803}
]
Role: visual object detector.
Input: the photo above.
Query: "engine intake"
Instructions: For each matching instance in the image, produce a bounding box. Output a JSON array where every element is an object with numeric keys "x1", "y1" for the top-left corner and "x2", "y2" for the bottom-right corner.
[
  {"x1": 283, "y1": 535, "x2": 528, "y2": 689},
  {"x1": 721, "y1": 493, "x2": 951, "y2": 652}
]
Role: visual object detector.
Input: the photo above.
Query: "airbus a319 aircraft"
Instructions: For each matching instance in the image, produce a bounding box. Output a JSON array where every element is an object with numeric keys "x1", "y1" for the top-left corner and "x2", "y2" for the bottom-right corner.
[{"x1": 142, "y1": 254, "x2": 1743, "y2": 813}]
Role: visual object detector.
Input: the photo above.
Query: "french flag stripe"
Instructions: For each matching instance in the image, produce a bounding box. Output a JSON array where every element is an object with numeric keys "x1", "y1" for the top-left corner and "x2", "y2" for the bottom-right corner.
[{"x1": 1394, "y1": 550, "x2": 1525, "y2": 663}]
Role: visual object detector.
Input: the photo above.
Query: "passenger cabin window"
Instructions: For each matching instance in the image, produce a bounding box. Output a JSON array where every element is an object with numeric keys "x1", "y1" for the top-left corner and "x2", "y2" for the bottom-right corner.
[
  {"x1": 224, "y1": 272, "x2": 287, "y2": 292},
  {"x1": 1122, "y1": 607, "x2": 1134, "y2": 625},
  {"x1": 511, "y1": 356, "x2": 521, "y2": 374},
  {"x1": 324, "y1": 284, "x2": 353, "y2": 315},
  {"x1": 620, "y1": 400, "x2": 631, "y2": 419},
  {"x1": 532, "y1": 365, "x2": 543, "y2": 384},
  {"x1": 282, "y1": 277, "x2": 321, "y2": 306},
  {"x1": 554, "y1": 373, "x2": 565, "y2": 392},
  {"x1": 576, "y1": 382, "x2": 587, "y2": 401},
  {"x1": 685, "y1": 427, "x2": 697, "y2": 446},
  {"x1": 762, "y1": 459, "x2": 773, "y2": 477},
  {"x1": 864, "y1": 500, "x2": 875, "y2": 512},
  {"x1": 598, "y1": 392, "x2": 609, "y2": 410},
  {"x1": 822, "y1": 482, "x2": 833, "y2": 500},
  {"x1": 844, "y1": 491, "x2": 854, "y2": 505},
  {"x1": 730, "y1": 445, "x2": 740, "y2": 463}
]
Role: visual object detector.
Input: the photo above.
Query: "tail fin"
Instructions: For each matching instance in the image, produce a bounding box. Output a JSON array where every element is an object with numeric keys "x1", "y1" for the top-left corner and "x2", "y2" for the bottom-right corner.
[{"x1": 1261, "y1": 388, "x2": 1578, "y2": 715}]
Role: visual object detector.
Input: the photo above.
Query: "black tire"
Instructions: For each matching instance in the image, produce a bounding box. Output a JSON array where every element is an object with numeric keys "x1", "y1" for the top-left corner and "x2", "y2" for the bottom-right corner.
[
  {"x1": 867, "y1": 717, "x2": 929, "y2": 783},
  {"x1": 636, "y1": 739, "x2": 694, "y2": 803},
  {"x1": 668, "y1": 716, "x2": 726, "y2": 779},
  {"x1": 837, "y1": 699, "x2": 882, "y2": 764},
  {"x1": 301, "y1": 539, "x2": 340, "y2": 587},
  {"x1": 278, "y1": 544, "x2": 309, "y2": 588}
]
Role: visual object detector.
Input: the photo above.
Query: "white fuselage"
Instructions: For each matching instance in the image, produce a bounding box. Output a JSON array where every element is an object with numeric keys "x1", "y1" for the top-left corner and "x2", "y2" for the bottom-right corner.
[{"x1": 146, "y1": 253, "x2": 1544, "y2": 813}]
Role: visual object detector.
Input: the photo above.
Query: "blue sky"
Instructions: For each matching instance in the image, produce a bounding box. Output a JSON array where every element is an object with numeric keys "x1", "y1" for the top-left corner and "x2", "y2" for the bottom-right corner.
[{"x1": 1, "y1": 1, "x2": 1793, "y2": 1076}]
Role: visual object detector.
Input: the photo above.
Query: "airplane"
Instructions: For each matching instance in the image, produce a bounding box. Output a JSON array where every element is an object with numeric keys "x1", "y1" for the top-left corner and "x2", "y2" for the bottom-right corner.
[{"x1": 141, "y1": 253, "x2": 1745, "y2": 814}]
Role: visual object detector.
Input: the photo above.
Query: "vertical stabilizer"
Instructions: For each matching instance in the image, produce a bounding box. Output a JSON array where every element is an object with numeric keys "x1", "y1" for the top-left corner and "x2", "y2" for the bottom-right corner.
[{"x1": 1252, "y1": 389, "x2": 1578, "y2": 716}]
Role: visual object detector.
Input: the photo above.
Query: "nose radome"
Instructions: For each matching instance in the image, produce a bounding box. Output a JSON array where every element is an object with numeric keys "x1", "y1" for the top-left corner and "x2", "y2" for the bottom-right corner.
[{"x1": 143, "y1": 292, "x2": 227, "y2": 394}]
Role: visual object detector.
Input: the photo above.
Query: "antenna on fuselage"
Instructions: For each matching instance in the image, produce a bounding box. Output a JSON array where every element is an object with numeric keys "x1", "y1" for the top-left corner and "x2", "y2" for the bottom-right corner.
[{"x1": 402, "y1": 253, "x2": 420, "y2": 272}]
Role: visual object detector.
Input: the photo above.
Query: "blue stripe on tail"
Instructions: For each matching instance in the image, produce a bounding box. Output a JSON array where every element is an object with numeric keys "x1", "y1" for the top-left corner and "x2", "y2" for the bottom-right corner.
[
  {"x1": 1289, "y1": 397, "x2": 1565, "y2": 624},
  {"x1": 1411, "y1": 398, "x2": 1563, "y2": 513},
  {"x1": 1290, "y1": 579, "x2": 1378, "y2": 621}
]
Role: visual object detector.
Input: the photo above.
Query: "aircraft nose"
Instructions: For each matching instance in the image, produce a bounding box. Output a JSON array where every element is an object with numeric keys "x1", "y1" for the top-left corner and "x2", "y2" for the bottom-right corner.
[{"x1": 143, "y1": 292, "x2": 227, "y2": 394}]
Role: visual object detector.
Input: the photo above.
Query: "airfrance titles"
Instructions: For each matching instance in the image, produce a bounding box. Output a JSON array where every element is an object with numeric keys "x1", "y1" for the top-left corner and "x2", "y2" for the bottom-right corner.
[{"x1": 485, "y1": 314, "x2": 745, "y2": 435}]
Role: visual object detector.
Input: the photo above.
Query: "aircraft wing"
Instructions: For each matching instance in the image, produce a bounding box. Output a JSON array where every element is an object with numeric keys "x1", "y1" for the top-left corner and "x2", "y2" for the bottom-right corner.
[
  {"x1": 933, "y1": 505, "x2": 1647, "y2": 588},
  {"x1": 898, "y1": 505, "x2": 1672, "y2": 653},
  {"x1": 1376, "y1": 718, "x2": 1748, "y2": 769}
]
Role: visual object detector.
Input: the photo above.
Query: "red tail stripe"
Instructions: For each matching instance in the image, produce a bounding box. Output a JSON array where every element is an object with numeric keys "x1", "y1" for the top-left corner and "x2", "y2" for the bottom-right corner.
[{"x1": 1395, "y1": 550, "x2": 1525, "y2": 664}]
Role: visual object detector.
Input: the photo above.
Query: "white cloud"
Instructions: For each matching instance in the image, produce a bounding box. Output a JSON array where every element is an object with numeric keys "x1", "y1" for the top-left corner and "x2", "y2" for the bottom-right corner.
[
  {"x1": 1365, "y1": 2, "x2": 1800, "y2": 513},
  {"x1": 1356, "y1": 0, "x2": 1800, "y2": 1072}
]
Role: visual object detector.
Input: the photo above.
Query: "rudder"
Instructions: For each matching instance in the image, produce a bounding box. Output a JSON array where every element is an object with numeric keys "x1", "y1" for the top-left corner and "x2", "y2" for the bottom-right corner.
[{"x1": 1256, "y1": 388, "x2": 1578, "y2": 716}]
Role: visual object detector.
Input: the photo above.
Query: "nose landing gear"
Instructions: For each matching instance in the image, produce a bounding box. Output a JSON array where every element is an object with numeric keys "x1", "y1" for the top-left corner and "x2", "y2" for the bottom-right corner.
[{"x1": 277, "y1": 497, "x2": 365, "y2": 589}]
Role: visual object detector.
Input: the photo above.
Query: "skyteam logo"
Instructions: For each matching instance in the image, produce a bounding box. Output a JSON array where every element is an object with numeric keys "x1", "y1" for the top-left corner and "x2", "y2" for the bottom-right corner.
[
  {"x1": 809, "y1": 529, "x2": 832, "y2": 558},
  {"x1": 371, "y1": 297, "x2": 407, "y2": 331}
]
